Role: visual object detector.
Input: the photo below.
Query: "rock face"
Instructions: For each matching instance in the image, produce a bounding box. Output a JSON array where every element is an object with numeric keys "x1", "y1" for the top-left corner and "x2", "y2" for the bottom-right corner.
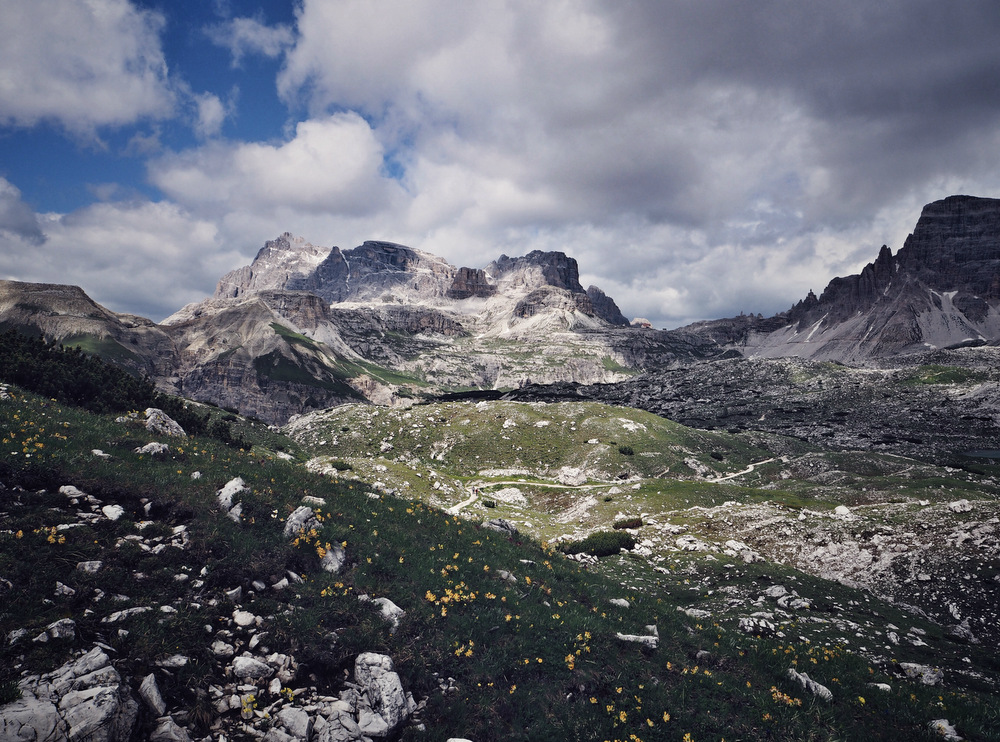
[
  {"x1": 0, "y1": 647, "x2": 139, "y2": 742},
  {"x1": 215, "y1": 233, "x2": 333, "y2": 299},
  {"x1": 586, "y1": 286, "x2": 630, "y2": 326},
  {"x1": 446, "y1": 267, "x2": 496, "y2": 300},
  {"x1": 28, "y1": 194, "x2": 1000, "y2": 421},
  {"x1": 696, "y1": 195, "x2": 1000, "y2": 362}
]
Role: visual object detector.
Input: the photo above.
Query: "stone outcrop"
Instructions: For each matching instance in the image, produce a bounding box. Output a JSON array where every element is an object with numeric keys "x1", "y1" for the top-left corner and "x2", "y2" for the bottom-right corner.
[
  {"x1": 446, "y1": 267, "x2": 497, "y2": 300},
  {"x1": 215, "y1": 233, "x2": 333, "y2": 299},
  {"x1": 512, "y1": 287, "x2": 594, "y2": 320},
  {"x1": 0, "y1": 647, "x2": 139, "y2": 742},
  {"x1": 586, "y1": 285, "x2": 629, "y2": 326},
  {"x1": 488, "y1": 250, "x2": 585, "y2": 293}
]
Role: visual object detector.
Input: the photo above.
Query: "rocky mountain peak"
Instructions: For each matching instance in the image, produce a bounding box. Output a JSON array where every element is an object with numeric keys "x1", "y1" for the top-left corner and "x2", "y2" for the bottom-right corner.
[
  {"x1": 487, "y1": 250, "x2": 585, "y2": 293},
  {"x1": 214, "y1": 233, "x2": 332, "y2": 299},
  {"x1": 586, "y1": 285, "x2": 629, "y2": 326},
  {"x1": 446, "y1": 267, "x2": 497, "y2": 300},
  {"x1": 689, "y1": 194, "x2": 1000, "y2": 362},
  {"x1": 895, "y1": 195, "x2": 1000, "y2": 296}
]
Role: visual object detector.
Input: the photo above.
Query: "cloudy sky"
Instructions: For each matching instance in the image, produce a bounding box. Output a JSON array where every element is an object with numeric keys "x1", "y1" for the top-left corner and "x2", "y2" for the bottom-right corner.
[{"x1": 2, "y1": 0, "x2": 1000, "y2": 327}]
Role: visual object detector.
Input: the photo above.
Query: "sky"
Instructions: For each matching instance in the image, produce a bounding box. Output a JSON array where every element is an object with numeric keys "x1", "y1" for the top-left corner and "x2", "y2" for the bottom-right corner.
[{"x1": 2, "y1": 1, "x2": 1000, "y2": 328}]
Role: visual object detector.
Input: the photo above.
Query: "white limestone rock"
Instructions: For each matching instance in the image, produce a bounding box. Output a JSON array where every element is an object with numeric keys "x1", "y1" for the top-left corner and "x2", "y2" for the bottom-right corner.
[
  {"x1": 0, "y1": 647, "x2": 138, "y2": 742},
  {"x1": 102, "y1": 504, "x2": 125, "y2": 521},
  {"x1": 139, "y1": 673, "x2": 167, "y2": 716},
  {"x1": 616, "y1": 631, "x2": 658, "y2": 649},
  {"x1": 358, "y1": 595, "x2": 406, "y2": 630},
  {"x1": 33, "y1": 618, "x2": 76, "y2": 643},
  {"x1": 101, "y1": 607, "x2": 151, "y2": 624},
  {"x1": 156, "y1": 655, "x2": 189, "y2": 670},
  {"x1": 929, "y1": 718, "x2": 963, "y2": 741},
  {"x1": 216, "y1": 477, "x2": 246, "y2": 510},
  {"x1": 556, "y1": 466, "x2": 587, "y2": 486},
  {"x1": 354, "y1": 653, "x2": 410, "y2": 738},
  {"x1": 230, "y1": 655, "x2": 274, "y2": 681},
  {"x1": 59, "y1": 485, "x2": 88, "y2": 500},
  {"x1": 786, "y1": 668, "x2": 833, "y2": 701},
  {"x1": 320, "y1": 544, "x2": 347, "y2": 574},
  {"x1": 211, "y1": 640, "x2": 236, "y2": 658},
  {"x1": 899, "y1": 662, "x2": 944, "y2": 686},
  {"x1": 144, "y1": 408, "x2": 187, "y2": 438},
  {"x1": 275, "y1": 707, "x2": 313, "y2": 740},
  {"x1": 134, "y1": 442, "x2": 170, "y2": 456},
  {"x1": 232, "y1": 610, "x2": 257, "y2": 627},
  {"x1": 149, "y1": 716, "x2": 192, "y2": 742},
  {"x1": 284, "y1": 505, "x2": 319, "y2": 539},
  {"x1": 675, "y1": 535, "x2": 712, "y2": 552}
]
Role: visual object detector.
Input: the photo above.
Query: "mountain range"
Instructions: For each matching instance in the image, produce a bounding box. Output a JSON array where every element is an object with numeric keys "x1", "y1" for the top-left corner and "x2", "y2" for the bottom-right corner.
[{"x1": 2, "y1": 194, "x2": 1000, "y2": 423}]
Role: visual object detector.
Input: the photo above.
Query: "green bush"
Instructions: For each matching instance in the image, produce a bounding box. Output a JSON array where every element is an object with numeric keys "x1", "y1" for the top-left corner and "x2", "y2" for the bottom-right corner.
[
  {"x1": 558, "y1": 530, "x2": 635, "y2": 557},
  {"x1": 612, "y1": 517, "x2": 643, "y2": 530},
  {"x1": 0, "y1": 680, "x2": 21, "y2": 705},
  {"x1": 481, "y1": 499, "x2": 498, "y2": 508},
  {"x1": 618, "y1": 445, "x2": 634, "y2": 456},
  {"x1": 0, "y1": 328, "x2": 207, "y2": 434},
  {"x1": 207, "y1": 419, "x2": 247, "y2": 449}
]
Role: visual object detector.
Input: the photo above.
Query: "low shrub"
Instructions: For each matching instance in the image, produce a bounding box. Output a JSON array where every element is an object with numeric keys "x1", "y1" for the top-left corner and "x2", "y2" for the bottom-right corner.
[
  {"x1": 618, "y1": 445, "x2": 634, "y2": 456},
  {"x1": 613, "y1": 516, "x2": 643, "y2": 530},
  {"x1": 0, "y1": 680, "x2": 21, "y2": 705},
  {"x1": 558, "y1": 530, "x2": 635, "y2": 557},
  {"x1": 481, "y1": 499, "x2": 498, "y2": 508}
]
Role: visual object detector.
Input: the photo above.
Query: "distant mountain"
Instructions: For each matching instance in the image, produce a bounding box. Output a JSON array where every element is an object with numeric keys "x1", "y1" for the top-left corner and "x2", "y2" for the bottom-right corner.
[
  {"x1": 0, "y1": 240, "x2": 703, "y2": 423},
  {"x1": 691, "y1": 195, "x2": 1000, "y2": 361},
  {"x1": 6, "y1": 195, "x2": 997, "y2": 422},
  {"x1": 213, "y1": 235, "x2": 630, "y2": 327}
]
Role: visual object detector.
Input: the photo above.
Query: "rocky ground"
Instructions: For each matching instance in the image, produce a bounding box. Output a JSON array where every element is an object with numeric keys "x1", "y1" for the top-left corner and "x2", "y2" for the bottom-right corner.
[
  {"x1": 286, "y1": 396, "x2": 1000, "y2": 696},
  {"x1": 504, "y1": 347, "x2": 1000, "y2": 464},
  {"x1": 4, "y1": 390, "x2": 1000, "y2": 741}
]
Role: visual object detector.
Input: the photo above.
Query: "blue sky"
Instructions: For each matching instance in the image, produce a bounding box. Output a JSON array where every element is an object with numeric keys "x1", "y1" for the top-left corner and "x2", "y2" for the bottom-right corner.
[{"x1": 3, "y1": 1, "x2": 1000, "y2": 326}]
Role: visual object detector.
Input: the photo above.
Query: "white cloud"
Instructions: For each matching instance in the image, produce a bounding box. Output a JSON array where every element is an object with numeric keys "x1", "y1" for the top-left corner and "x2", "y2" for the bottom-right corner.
[
  {"x1": 8, "y1": 1, "x2": 1000, "y2": 331},
  {"x1": 150, "y1": 113, "x2": 403, "y2": 218},
  {"x1": 194, "y1": 92, "x2": 228, "y2": 139},
  {"x1": 0, "y1": 178, "x2": 44, "y2": 245},
  {"x1": 206, "y1": 14, "x2": 295, "y2": 66},
  {"x1": 0, "y1": 200, "x2": 228, "y2": 321},
  {"x1": 0, "y1": 0, "x2": 175, "y2": 133}
]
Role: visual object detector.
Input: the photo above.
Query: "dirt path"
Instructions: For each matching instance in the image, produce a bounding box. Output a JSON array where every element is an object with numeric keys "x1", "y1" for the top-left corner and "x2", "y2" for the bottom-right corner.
[
  {"x1": 446, "y1": 490, "x2": 479, "y2": 515},
  {"x1": 706, "y1": 458, "x2": 776, "y2": 483},
  {"x1": 447, "y1": 479, "x2": 612, "y2": 515}
]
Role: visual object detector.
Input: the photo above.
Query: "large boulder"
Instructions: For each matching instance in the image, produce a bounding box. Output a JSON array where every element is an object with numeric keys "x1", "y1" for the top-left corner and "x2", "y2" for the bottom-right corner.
[
  {"x1": 283, "y1": 506, "x2": 319, "y2": 539},
  {"x1": 354, "y1": 653, "x2": 411, "y2": 738},
  {"x1": 144, "y1": 408, "x2": 187, "y2": 437}
]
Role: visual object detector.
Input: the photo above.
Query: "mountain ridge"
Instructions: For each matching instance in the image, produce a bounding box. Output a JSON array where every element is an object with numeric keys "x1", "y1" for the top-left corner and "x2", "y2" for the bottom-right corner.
[
  {"x1": 692, "y1": 195, "x2": 1000, "y2": 361},
  {"x1": 5, "y1": 194, "x2": 1000, "y2": 422}
]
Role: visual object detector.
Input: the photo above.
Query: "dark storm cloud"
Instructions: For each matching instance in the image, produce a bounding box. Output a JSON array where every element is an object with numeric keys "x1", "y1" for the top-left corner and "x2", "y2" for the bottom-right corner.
[{"x1": 606, "y1": 1, "x2": 1000, "y2": 223}]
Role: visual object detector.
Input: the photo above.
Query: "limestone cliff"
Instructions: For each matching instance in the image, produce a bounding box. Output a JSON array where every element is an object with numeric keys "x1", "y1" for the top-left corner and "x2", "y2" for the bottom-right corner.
[{"x1": 693, "y1": 195, "x2": 1000, "y2": 362}]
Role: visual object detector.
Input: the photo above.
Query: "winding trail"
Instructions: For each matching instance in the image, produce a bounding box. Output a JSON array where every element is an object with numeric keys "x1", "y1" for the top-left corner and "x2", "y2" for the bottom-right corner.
[
  {"x1": 448, "y1": 460, "x2": 778, "y2": 515},
  {"x1": 447, "y1": 480, "x2": 611, "y2": 515},
  {"x1": 706, "y1": 457, "x2": 776, "y2": 483},
  {"x1": 446, "y1": 490, "x2": 479, "y2": 515}
]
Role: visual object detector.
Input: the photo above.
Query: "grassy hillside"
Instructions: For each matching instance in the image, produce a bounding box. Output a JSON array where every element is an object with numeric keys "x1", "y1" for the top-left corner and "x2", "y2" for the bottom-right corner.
[{"x1": 2, "y1": 385, "x2": 999, "y2": 740}]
